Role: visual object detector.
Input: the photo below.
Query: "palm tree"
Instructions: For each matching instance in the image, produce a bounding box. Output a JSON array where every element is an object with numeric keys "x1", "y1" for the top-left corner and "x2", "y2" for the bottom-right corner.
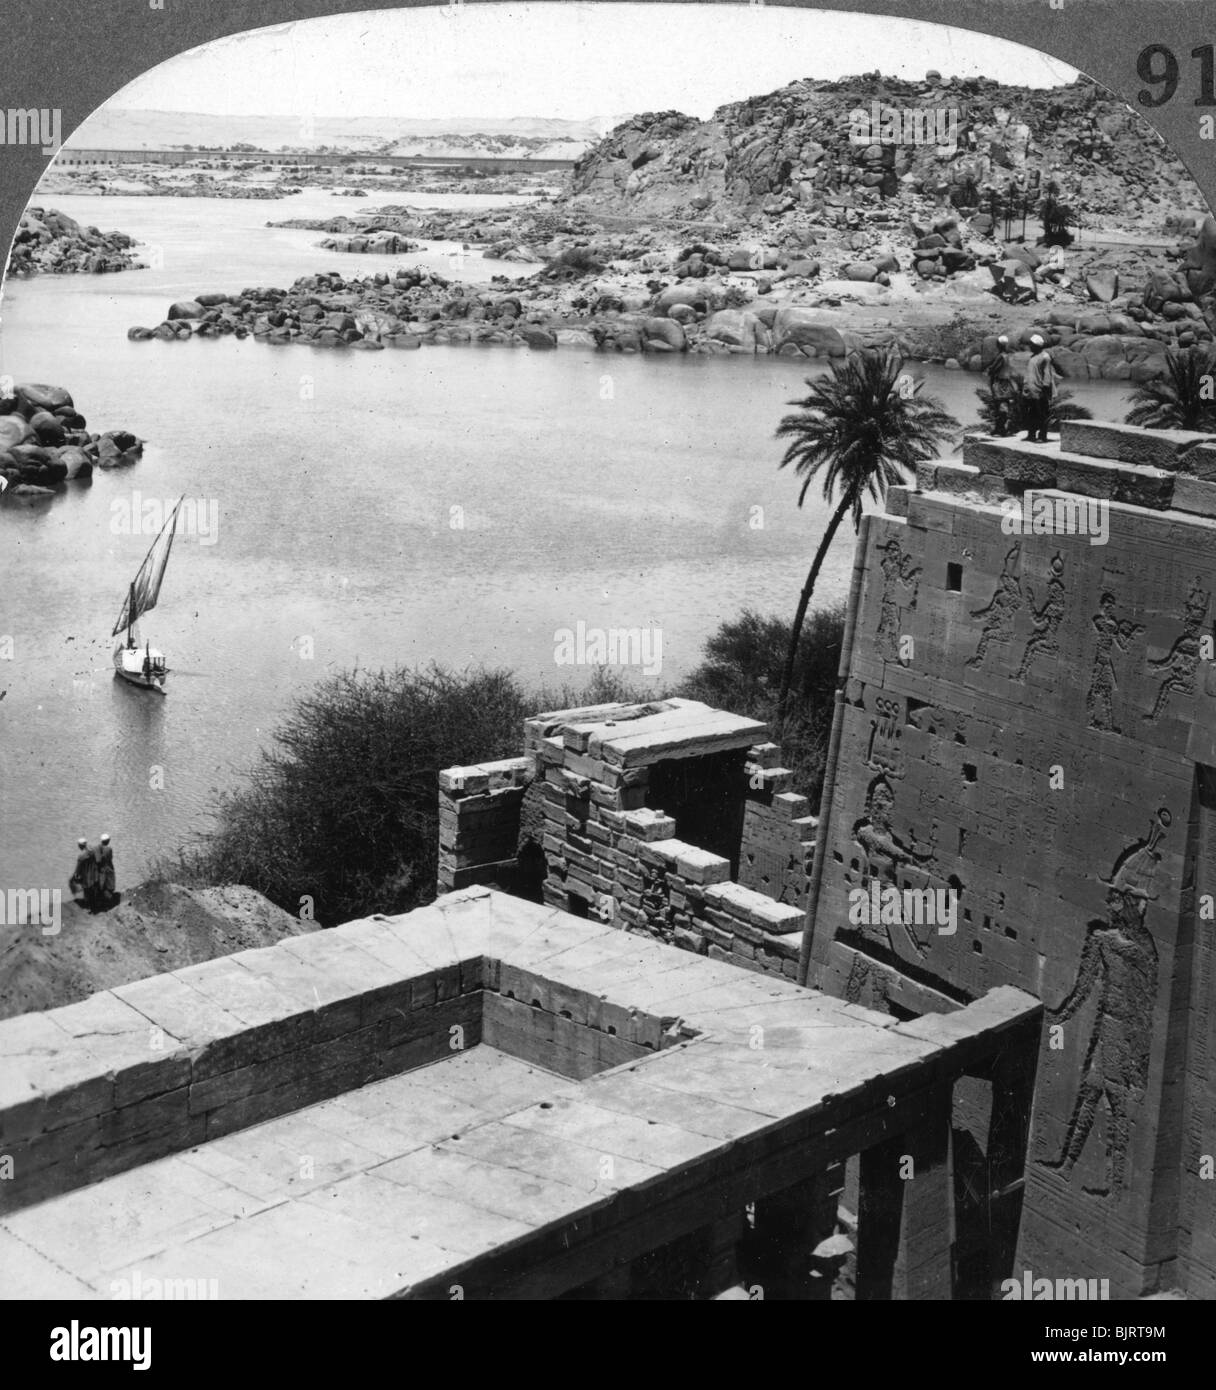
[
  {"x1": 773, "y1": 349, "x2": 959, "y2": 731},
  {"x1": 1036, "y1": 179, "x2": 1075, "y2": 249},
  {"x1": 1124, "y1": 346, "x2": 1216, "y2": 432}
]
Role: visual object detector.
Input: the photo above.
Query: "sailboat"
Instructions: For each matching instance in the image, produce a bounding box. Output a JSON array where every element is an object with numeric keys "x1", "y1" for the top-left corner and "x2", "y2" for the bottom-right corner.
[{"x1": 111, "y1": 495, "x2": 183, "y2": 693}]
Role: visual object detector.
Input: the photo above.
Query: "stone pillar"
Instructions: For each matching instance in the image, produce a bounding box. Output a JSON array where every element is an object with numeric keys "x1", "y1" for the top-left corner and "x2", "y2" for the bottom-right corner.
[
  {"x1": 856, "y1": 1083, "x2": 954, "y2": 1299},
  {"x1": 985, "y1": 1021, "x2": 1039, "y2": 1297},
  {"x1": 746, "y1": 1172, "x2": 839, "y2": 1300}
]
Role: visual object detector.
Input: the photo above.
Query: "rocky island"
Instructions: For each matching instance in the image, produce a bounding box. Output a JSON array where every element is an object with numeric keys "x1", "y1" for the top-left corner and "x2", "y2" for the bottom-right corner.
[
  {"x1": 0, "y1": 381, "x2": 143, "y2": 498},
  {"x1": 124, "y1": 75, "x2": 1216, "y2": 380},
  {"x1": 5, "y1": 207, "x2": 145, "y2": 277}
]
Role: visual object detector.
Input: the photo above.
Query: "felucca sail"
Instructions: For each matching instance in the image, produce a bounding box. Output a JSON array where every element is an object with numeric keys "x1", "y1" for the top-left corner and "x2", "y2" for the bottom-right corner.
[{"x1": 111, "y1": 496, "x2": 184, "y2": 638}]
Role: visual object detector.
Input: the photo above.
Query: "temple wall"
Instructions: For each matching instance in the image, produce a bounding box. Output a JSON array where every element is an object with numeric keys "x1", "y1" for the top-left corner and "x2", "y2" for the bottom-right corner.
[{"x1": 806, "y1": 420, "x2": 1216, "y2": 1297}]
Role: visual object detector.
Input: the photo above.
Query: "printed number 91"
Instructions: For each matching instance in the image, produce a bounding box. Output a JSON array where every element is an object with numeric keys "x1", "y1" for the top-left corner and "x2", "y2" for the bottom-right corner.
[{"x1": 1135, "y1": 43, "x2": 1216, "y2": 107}]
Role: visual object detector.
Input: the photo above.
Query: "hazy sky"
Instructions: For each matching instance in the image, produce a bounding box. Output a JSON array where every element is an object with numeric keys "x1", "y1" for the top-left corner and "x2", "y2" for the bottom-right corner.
[{"x1": 104, "y1": 4, "x2": 1079, "y2": 125}]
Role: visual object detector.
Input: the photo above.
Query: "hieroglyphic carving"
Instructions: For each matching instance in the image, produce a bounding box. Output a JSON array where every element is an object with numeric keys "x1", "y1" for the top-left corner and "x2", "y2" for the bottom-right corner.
[
  {"x1": 1086, "y1": 591, "x2": 1144, "y2": 734},
  {"x1": 966, "y1": 542, "x2": 1023, "y2": 670},
  {"x1": 1013, "y1": 552, "x2": 1066, "y2": 683},
  {"x1": 843, "y1": 951, "x2": 888, "y2": 1007},
  {"x1": 875, "y1": 538, "x2": 920, "y2": 666},
  {"x1": 865, "y1": 695, "x2": 906, "y2": 779},
  {"x1": 1144, "y1": 577, "x2": 1212, "y2": 722},
  {"x1": 1041, "y1": 808, "x2": 1169, "y2": 1194}
]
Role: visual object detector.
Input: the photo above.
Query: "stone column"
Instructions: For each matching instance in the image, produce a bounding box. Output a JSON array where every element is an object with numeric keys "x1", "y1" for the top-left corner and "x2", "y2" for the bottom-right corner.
[
  {"x1": 857, "y1": 1083, "x2": 954, "y2": 1299},
  {"x1": 746, "y1": 1172, "x2": 839, "y2": 1300}
]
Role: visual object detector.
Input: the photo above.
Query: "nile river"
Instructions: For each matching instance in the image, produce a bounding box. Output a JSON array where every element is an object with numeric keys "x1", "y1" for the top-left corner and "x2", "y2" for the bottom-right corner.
[{"x1": 0, "y1": 190, "x2": 1135, "y2": 888}]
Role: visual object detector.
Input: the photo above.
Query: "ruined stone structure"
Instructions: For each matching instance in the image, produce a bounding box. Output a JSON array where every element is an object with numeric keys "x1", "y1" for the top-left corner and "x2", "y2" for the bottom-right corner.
[
  {"x1": 0, "y1": 888, "x2": 1038, "y2": 1299},
  {"x1": 804, "y1": 419, "x2": 1216, "y2": 1300},
  {"x1": 438, "y1": 700, "x2": 818, "y2": 977}
]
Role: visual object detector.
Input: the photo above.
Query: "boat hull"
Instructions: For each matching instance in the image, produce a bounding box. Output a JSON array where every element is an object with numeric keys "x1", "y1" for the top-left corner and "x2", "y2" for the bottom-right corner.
[{"x1": 113, "y1": 643, "x2": 168, "y2": 693}]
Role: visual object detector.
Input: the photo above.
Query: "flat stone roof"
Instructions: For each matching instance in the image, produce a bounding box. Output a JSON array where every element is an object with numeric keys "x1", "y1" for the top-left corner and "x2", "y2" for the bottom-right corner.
[
  {"x1": 528, "y1": 697, "x2": 768, "y2": 767},
  {"x1": 0, "y1": 888, "x2": 1039, "y2": 1299}
]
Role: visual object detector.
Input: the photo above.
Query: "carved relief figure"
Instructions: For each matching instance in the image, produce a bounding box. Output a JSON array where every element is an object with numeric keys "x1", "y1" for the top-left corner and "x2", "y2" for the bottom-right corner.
[
  {"x1": 1143, "y1": 577, "x2": 1211, "y2": 722},
  {"x1": 966, "y1": 543, "x2": 1023, "y2": 670},
  {"x1": 852, "y1": 776, "x2": 933, "y2": 882},
  {"x1": 1013, "y1": 553, "x2": 1066, "y2": 682},
  {"x1": 850, "y1": 774, "x2": 937, "y2": 960},
  {"x1": 1042, "y1": 808, "x2": 1169, "y2": 1193},
  {"x1": 875, "y1": 539, "x2": 921, "y2": 665},
  {"x1": 1085, "y1": 592, "x2": 1144, "y2": 733}
]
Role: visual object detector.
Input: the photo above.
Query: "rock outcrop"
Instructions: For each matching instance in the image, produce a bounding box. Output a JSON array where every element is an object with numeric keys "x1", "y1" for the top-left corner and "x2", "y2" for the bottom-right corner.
[
  {"x1": 0, "y1": 382, "x2": 142, "y2": 497},
  {"x1": 127, "y1": 76, "x2": 1215, "y2": 381},
  {"x1": 5, "y1": 207, "x2": 144, "y2": 277},
  {"x1": 567, "y1": 74, "x2": 1197, "y2": 229}
]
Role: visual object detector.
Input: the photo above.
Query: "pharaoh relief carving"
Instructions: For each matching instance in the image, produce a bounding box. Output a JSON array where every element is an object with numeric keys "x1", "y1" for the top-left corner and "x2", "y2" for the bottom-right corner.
[
  {"x1": 1012, "y1": 552, "x2": 1066, "y2": 683},
  {"x1": 875, "y1": 538, "x2": 921, "y2": 666},
  {"x1": 1086, "y1": 590, "x2": 1144, "y2": 734},
  {"x1": 966, "y1": 543, "x2": 1023, "y2": 671},
  {"x1": 1144, "y1": 577, "x2": 1212, "y2": 723},
  {"x1": 1040, "y1": 808, "x2": 1169, "y2": 1195}
]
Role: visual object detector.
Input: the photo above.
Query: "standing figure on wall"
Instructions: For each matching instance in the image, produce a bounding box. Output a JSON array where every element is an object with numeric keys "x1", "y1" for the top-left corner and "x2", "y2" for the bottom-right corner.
[
  {"x1": 875, "y1": 539, "x2": 921, "y2": 666},
  {"x1": 1143, "y1": 578, "x2": 1211, "y2": 723},
  {"x1": 1042, "y1": 808, "x2": 1169, "y2": 1193},
  {"x1": 1085, "y1": 591, "x2": 1144, "y2": 733},
  {"x1": 966, "y1": 543, "x2": 1023, "y2": 671},
  {"x1": 1013, "y1": 552, "x2": 1066, "y2": 682}
]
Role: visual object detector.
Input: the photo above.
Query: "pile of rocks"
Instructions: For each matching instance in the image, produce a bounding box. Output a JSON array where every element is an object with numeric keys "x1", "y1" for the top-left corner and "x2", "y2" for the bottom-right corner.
[
  {"x1": 126, "y1": 271, "x2": 562, "y2": 349},
  {"x1": 567, "y1": 73, "x2": 1200, "y2": 232},
  {"x1": 908, "y1": 214, "x2": 978, "y2": 280},
  {"x1": 0, "y1": 383, "x2": 142, "y2": 498},
  {"x1": 319, "y1": 231, "x2": 421, "y2": 255},
  {"x1": 5, "y1": 208, "x2": 143, "y2": 277}
]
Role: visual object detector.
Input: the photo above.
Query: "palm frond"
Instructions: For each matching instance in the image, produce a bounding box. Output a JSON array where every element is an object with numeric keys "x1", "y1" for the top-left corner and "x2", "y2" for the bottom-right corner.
[{"x1": 775, "y1": 348, "x2": 961, "y2": 518}]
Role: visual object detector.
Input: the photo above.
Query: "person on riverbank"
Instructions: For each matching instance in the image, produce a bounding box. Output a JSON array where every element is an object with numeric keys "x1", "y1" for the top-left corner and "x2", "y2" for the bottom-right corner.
[
  {"x1": 94, "y1": 833, "x2": 116, "y2": 910},
  {"x1": 1022, "y1": 335, "x2": 1059, "y2": 443},
  {"x1": 986, "y1": 334, "x2": 1017, "y2": 436},
  {"x1": 69, "y1": 837, "x2": 97, "y2": 910}
]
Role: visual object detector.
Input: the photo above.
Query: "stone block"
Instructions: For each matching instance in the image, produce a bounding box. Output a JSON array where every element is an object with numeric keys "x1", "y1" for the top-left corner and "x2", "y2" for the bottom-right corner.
[
  {"x1": 962, "y1": 437, "x2": 1058, "y2": 487},
  {"x1": 1180, "y1": 443, "x2": 1216, "y2": 481},
  {"x1": 886, "y1": 485, "x2": 910, "y2": 517},
  {"x1": 1171, "y1": 474, "x2": 1216, "y2": 518},
  {"x1": 747, "y1": 742, "x2": 783, "y2": 768},
  {"x1": 621, "y1": 808, "x2": 677, "y2": 842},
  {"x1": 673, "y1": 846, "x2": 731, "y2": 885},
  {"x1": 1053, "y1": 456, "x2": 1174, "y2": 508},
  {"x1": 1060, "y1": 419, "x2": 1216, "y2": 473}
]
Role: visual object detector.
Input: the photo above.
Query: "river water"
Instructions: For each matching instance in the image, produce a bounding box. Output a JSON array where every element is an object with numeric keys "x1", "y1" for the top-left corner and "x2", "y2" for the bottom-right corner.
[{"x1": 0, "y1": 190, "x2": 1135, "y2": 889}]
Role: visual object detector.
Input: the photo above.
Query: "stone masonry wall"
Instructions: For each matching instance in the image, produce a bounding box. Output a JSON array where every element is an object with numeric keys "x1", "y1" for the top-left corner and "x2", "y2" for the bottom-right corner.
[
  {"x1": 439, "y1": 700, "x2": 814, "y2": 979},
  {"x1": 806, "y1": 417, "x2": 1216, "y2": 1299}
]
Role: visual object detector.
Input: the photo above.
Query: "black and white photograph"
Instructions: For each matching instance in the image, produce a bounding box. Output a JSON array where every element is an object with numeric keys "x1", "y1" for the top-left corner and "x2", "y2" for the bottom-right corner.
[{"x1": 1, "y1": 0, "x2": 1214, "y2": 1332}]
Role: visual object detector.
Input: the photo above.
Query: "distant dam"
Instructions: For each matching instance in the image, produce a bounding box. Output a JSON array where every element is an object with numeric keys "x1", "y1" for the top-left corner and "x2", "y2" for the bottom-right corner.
[{"x1": 55, "y1": 148, "x2": 575, "y2": 174}]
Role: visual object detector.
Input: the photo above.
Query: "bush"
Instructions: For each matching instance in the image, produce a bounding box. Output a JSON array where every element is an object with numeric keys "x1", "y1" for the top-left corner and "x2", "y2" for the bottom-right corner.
[
  {"x1": 164, "y1": 666, "x2": 533, "y2": 927},
  {"x1": 168, "y1": 611, "x2": 845, "y2": 923},
  {"x1": 679, "y1": 604, "x2": 845, "y2": 805}
]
